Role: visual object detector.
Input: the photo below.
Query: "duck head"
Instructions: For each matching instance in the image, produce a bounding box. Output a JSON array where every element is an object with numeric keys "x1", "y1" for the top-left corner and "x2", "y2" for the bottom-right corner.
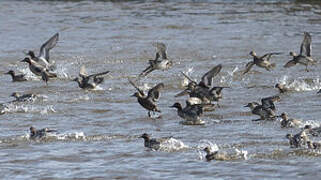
[
  {"x1": 249, "y1": 51, "x2": 256, "y2": 57},
  {"x1": 170, "y1": 102, "x2": 182, "y2": 110}
]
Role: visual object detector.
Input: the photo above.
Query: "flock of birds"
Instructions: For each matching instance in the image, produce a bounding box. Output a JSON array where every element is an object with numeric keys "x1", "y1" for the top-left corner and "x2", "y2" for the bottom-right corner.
[{"x1": 4, "y1": 31, "x2": 321, "y2": 161}]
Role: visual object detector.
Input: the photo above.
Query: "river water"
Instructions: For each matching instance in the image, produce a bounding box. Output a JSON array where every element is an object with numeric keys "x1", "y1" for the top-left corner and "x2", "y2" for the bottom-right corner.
[{"x1": 1, "y1": 0, "x2": 321, "y2": 179}]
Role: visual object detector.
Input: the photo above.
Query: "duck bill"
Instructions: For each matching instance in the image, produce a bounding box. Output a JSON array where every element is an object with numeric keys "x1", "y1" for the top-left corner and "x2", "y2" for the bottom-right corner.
[
  {"x1": 20, "y1": 59, "x2": 26, "y2": 62},
  {"x1": 4, "y1": 72, "x2": 9, "y2": 75},
  {"x1": 174, "y1": 89, "x2": 189, "y2": 97},
  {"x1": 244, "y1": 104, "x2": 250, "y2": 107}
]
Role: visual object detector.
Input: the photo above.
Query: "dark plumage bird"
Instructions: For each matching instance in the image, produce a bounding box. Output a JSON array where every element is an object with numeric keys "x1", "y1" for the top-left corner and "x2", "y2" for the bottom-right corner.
[
  {"x1": 129, "y1": 78, "x2": 164, "y2": 117},
  {"x1": 139, "y1": 42, "x2": 172, "y2": 77},
  {"x1": 176, "y1": 64, "x2": 226, "y2": 105},
  {"x1": 21, "y1": 57, "x2": 57, "y2": 84},
  {"x1": 140, "y1": 133, "x2": 172, "y2": 150},
  {"x1": 29, "y1": 126, "x2": 57, "y2": 139},
  {"x1": 244, "y1": 96, "x2": 280, "y2": 121},
  {"x1": 73, "y1": 65, "x2": 109, "y2": 90},
  {"x1": 25, "y1": 33, "x2": 59, "y2": 70},
  {"x1": 170, "y1": 101, "x2": 204, "y2": 125},
  {"x1": 284, "y1": 32, "x2": 317, "y2": 72},
  {"x1": 243, "y1": 51, "x2": 281, "y2": 74},
  {"x1": 11, "y1": 92, "x2": 37, "y2": 102},
  {"x1": 203, "y1": 147, "x2": 221, "y2": 161},
  {"x1": 4, "y1": 70, "x2": 27, "y2": 82}
]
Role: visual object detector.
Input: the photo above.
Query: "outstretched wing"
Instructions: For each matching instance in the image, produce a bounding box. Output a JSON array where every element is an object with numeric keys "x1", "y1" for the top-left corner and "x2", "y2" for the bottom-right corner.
[
  {"x1": 243, "y1": 61, "x2": 255, "y2": 75},
  {"x1": 181, "y1": 71, "x2": 197, "y2": 85},
  {"x1": 200, "y1": 64, "x2": 222, "y2": 87},
  {"x1": 128, "y1": 78, "x2": 145, "y2": 96},
  {"x1": 300, "y1": 32, "x2": 312, "y2": 57},
  {"x1": 88, "y1": 71, "x2": 110, "y2": 78},
  {"x1": 284, "y1": 59, "x2": 297, "y2": 68},
  {"x1": 153, "y1": 42, "x2": 167, "y2": 59},
  {"x1": 39, "y1": 33, "x2": 59, "y2": 62},
  {"x1": 147, "y1": 83, "x2": 164, "y2": 102},
  {"x1": 261, "y1": 52, "x2": 282, "y2": 61}
]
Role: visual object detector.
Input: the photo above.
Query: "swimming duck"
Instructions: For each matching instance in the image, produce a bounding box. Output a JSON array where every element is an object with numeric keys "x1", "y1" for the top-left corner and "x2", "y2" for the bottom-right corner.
[
  {"x1": 73, "y1": 65, "x2": 110, "y2": 90},
  {"x1": 129, "y1": 78, "x2": 164, "y2": 117},
  {"x1": 139, "y1": 42, "x2": 172, "y2": 77},
  {"x1": 11, "y1": 92, "x2": 37, "y2": 102},
  {"x1": 29, "y1": 126, "x2": 57, "y2": 139},
  {"x1": 4, "y1": 70, "x2": 27, "y2": 82},
  {"x1": 170, "y1": 101, "x2": 204, "y2": 125},
  {"x1": 21, "y1": 57, "x2": 57, "y2": 84},
  {"x1": 140, "y1": 133, "x2": 172, "y2": 150},
  {"x1": 284, "y1": 32, "x2": 317, "y2": 72},
  {"x1": 286, "y1": 130, "x2": 309, "y2": 148},
  {"x1": 25, "y1": 33, "x2": 59, "y2": 70},
  {"x1": 243, "y1": 51, "x2": 281, "y2": 74},
  {"x1": 280, "y1": 112, "x2": 302, "y2": 128}
]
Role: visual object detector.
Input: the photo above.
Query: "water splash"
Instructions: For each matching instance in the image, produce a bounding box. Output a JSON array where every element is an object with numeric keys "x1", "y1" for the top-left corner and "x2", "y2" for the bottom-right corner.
[
  {"x1": 277, "y1": 75, "x2": 321, "y2": 92},
  {"x1": 159, "y1": 137, "x2": 188, "y2": 152}
]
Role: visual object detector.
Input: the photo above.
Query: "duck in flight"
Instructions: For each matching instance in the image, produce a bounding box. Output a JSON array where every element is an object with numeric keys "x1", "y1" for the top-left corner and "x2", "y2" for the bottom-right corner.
[
  {"x1": 73, "y1": 65, "x2": 110, "y2": 90},
  {"x1": 129, "y1": 78, "x2": 164, "y2": 118},
  {"x1": 139, "y1": 42, "x2": 172, "y2": 77},
  {"x1": 284, "y1": 32, "x2": 317, "y2": 72},
  {"x1": 25, "y1": 33, "x2": 59, "y2": 70},
  {"x1": 243, "y1": 51, "x2": 281, "y2": 75},
  {"x1": 21, "y1": 57, "x2": 57, "y2": 84}
]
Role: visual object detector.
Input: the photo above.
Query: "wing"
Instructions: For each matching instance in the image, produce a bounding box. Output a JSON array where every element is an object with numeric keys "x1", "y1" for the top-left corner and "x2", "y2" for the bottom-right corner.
[
  {"x1": 284, "y1": 59, "x2": 297, "y2": 68},
  {"x1": 261, "y1": 52, "x2": 282, "y2": 61},
  {"x1": 181, "y1": 71, "x2": 197, "y2": 85},
  {"x1": 243, "y1": 61, "x2": 255, "y2": 75},
  {"x1": 153, "y1": 42, "x2": 167, "y2": 59},
  {"x1": 300, "y1": 32, "x2": 312, "y2": 57},
  {"x1": 261, "y1": 96, "x2": 279, "y2": 110},
  {"x1": 128, "y1": 78, "x2": 145, "y2": 96},
  {"x1": 39, "y1": 33, "x2": 59, "y2": 62},
  {"x1": 147, "y1": 83, "x2": 164, "y2": 102},
  {"x1": 200, "y1": 64, "x2": 222, "y2": 87},
  {"x1": 88, "y1": 71, "x2": 110, "y2": 78}
]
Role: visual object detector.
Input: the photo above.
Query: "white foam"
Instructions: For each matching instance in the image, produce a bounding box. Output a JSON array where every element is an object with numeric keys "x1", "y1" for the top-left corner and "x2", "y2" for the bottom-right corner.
[{"x1": 159, "y1": 138, "x2": 188, "y2": 152}]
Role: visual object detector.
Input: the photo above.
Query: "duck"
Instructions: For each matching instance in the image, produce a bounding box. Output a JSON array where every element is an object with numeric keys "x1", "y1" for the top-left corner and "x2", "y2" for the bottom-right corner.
[
  {"x1": 139, "y1": 42, "x2": 172, "y2": 77},
  {"x1": 170, "y1": 101, "x2": 204, "y2": 125},
  {"x1": 25, "y1": 33, "x2": 59, "y2": 70},
  {"x1": 176, "y1": 64, "x2": 226, "y2": 105},
  {"x1": 73, "y1": 65, "x2": 109, "y2": 90},
  {"x1": 284, "y1": 32, "x2": 317, "y2": 72},
  {"x1": 275, "y1": 83, "x2": 290, "y2": 93},
  {"x1": 4, "y1": 70, "x2": 27, "y2": 82},
  {"x1": 140, "y1": 133, "x2": 172, "y2": 150},
  {"x1": 29, "y1": 126, "x2": 57, "y2": 139},
  {"x1": 21, "y1": 57, "x2": 57, "y2": 84},
  {"x1": 10, "y1": 92, "x2": 37, "y2": 102},
  {"x1": 244, "y1": 96, "x2": 280, "y2": 121},
  {"x1": 243, "y1": 51, "x2": 281, "y2": 74},
  {"x1": 280, "y1": 112, "x2": 302, "y2": 128},
  {"x1": 307, "y1": 140, "x2": 321, "y2": 149},
  {"x1": 129, "y1": 78, "x2": 164, "y2": 117}
]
